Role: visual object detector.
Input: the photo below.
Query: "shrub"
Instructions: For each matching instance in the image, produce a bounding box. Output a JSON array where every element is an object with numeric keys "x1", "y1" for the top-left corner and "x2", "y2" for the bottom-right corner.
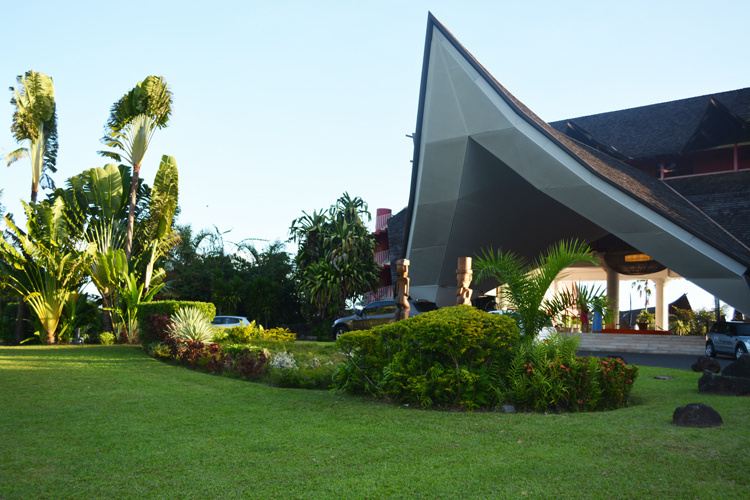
[
  {"x1": 220, "y1": 345, "x2": 268, "y2": 379},
  {"x1": 497, "y1": 335, "x2": 638, "y2": 411},
  {"x1": 142, "y1": 313, "x2": 174, "y2": 345},
  {"x1": 262, "y1": 327, "x2": 296, "y2": 342},
  {"x1": 335, "y1": 305, "x2": 521, "y2": 408},
  {"x1": 334, "y1": 330, "x2": 386, "y2": 395},
  {"x1": 221, "y1": 322, "x2": 296, "y2": 344},
  {"x1": 169, "y1": 307, "x2": 215, "y2": 342},
  {"x1": 99, "y1": 332, "x2": 115, "y2": 346},
  {"x1": 334, "y1": 306, "x2": 637, "y2": 412}
]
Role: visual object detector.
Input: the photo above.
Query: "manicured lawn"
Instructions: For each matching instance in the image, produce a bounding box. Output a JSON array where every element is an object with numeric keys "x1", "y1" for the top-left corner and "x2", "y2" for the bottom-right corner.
[{"x1": 1, "y1": 345, "x2": 747, "y2": 498}]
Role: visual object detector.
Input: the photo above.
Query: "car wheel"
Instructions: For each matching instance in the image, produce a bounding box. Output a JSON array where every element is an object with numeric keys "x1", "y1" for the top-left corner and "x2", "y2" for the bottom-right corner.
[
  {"x1": 333, "y1": 325, "x2": 349, "y2": 340},
  {"x1": 705, "y1": 341, "x2": 716, "y2": 358},
  {"x1": 735, "y1": 344, "x2": 748, "y2": 359}
]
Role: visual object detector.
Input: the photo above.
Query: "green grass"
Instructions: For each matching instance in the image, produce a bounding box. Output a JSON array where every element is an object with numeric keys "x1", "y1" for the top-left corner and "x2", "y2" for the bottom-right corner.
[{"x1": 1, "y1": 345, "x2": 747, "y2": 499}]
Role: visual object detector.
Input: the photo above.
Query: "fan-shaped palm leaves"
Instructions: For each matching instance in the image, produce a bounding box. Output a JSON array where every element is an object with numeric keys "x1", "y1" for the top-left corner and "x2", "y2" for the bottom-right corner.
[
  {"x1": 7, "y1": 70, "x2": 58, "y2": 202},
  {"x1": 0, "y1": 199, "x2": 93, "y2": 343},
  {"x1": 99, "y1": 76, "x2": 173, "y2": 260}
]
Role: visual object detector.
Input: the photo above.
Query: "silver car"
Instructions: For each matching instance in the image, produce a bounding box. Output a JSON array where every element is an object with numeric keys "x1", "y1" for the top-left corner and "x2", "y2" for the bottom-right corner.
[{"x1": 705, "y1": 321, "x2": 750, "y2": 358}]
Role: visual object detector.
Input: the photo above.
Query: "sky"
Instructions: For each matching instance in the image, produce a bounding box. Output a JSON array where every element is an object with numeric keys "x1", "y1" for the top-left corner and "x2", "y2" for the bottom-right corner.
[{"x1": 2, "y1": 0, "x2": 748, "y2": 313}]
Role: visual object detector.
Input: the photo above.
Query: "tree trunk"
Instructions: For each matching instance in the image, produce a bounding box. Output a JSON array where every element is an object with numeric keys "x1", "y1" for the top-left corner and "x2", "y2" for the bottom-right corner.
[
  {"x1": 124, "y1": 163, "x2": 141, "y2": 260},
  {"x1": 14, "y1": 297, "x2": 28, "y2": 344}
]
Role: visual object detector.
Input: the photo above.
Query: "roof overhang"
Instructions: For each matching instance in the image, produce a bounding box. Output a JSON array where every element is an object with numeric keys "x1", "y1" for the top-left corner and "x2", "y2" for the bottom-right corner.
[{"x1": 404, "y1": 14, "x2": 750, "y2": 314}]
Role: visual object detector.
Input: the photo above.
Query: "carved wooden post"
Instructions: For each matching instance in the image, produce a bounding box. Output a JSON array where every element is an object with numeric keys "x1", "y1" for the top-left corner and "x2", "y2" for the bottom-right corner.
[
  {"x1": 456, "y1": 257, "x2": 473, "y2": 306},
  {"x1": 395, "y1": 259, "x2": 410, "y2": 321}
]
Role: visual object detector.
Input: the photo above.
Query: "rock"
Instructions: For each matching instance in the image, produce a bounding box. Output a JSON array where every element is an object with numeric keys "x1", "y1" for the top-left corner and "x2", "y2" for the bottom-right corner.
[
  {"x1": 653, "y1": 376, "x2": 674, "y2": 380},
  {"x1": 691, "y1": 356, "x2": 721, "y2": 373},
  {"x1": 698, "y1": 370, "x2": 750, "y2": 396},
  {"x1": 501, "y1": 404, "x2": 516, "y2": 414},
  {"x1": 672, "y1": 403, "x2": 723, "y2": 428},
  {"x1": 722, "y1": 354, "x2": 750, "y2": 378}
]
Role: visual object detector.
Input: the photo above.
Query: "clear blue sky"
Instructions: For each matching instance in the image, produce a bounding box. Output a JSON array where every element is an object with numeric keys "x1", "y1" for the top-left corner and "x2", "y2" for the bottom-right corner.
[{"x1": 2, "y1": 0, "x2": 747, "y2": 311}]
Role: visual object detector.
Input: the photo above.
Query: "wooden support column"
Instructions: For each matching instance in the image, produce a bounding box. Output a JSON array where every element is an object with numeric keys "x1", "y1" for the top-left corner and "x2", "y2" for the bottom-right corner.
[
  {"x1": 456, "y1": 257, "x2": 473, "y2": 306},
  {"x1": 395, "y1": 259, "x2": 410, "y2": 321}
]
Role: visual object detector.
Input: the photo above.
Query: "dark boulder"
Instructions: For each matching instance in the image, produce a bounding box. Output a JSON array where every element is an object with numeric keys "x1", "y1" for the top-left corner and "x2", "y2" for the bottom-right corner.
[
  {"x1": 672, "y1": 403, "x2": 723, "y2": 428},
  {"x1": 721, "y1": 354, "x2": 750, "y2": 378},
  {"x1": 698, "y1": 370, "x2": 750, "y2": 396},
  {"x1": 691, "y1": 356, "x2": 721, "y2": 374}
]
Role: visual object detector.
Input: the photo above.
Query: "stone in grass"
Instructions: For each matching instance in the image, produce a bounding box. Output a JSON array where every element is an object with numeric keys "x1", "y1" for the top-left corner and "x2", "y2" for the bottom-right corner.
[
  {"x1": 691, "y1": 356, "x2": 721, "y2": 374},
  {"x1": 722, "y1": 354, "x2": 750, "y2": 378},
  {"x1": 673, "y1": 403, "x2": 723, "y2": 428},
  {"x1": 501, "y1": 404, "x2": 516, "y2": 414},
  {"x1": 653, "y1": 376, "x2": 674, "y2": 380},
  {"x1": 698, "y1": 370, "x2": 750, "y2": 396}
]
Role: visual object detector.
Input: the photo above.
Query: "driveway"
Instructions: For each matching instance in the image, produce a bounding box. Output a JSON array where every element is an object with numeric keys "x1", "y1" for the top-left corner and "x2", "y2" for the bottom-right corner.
[{"x1": 578, "y1": 350, "x2": 735, "y2": 371}]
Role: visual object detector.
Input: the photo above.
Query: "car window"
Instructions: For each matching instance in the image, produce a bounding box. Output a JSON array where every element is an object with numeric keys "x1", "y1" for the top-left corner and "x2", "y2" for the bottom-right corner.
[
  {"x1": 227, "y1": 318, "x2": 239, "y2": 324},
  {"x1": 363, "y1": 304, "x2": 380, "y2": 317},
  {"x1": 380, "y1": 303, "x2": 396, "y2": 315},
  {"x1": 737, "y1": 324, "x2": 750, "y2": 336},
  {"x1": 211, "y1": 317, "x2": 225, "y2": 325},
  {"x1": 711, "y1": 322, "x2": 728, "y2": 334}
]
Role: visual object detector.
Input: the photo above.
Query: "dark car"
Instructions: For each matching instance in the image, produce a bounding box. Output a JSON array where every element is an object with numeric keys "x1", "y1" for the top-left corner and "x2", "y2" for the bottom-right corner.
[
  {"x1": 331, "y1": 298, "x2": 438, "y2": 338},
  {"x1": 705, "y1": 321, "x2": 750, "y2": 358}
]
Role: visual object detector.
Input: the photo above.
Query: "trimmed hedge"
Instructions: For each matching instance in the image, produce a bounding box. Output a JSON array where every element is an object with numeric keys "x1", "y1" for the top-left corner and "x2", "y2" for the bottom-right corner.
[{"x1": 137, "y1": 301, "x2": 215, "y2": 337}]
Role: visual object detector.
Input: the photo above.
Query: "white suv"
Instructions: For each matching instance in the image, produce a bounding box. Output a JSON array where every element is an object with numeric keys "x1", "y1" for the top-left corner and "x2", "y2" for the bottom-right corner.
[
  {"x1": 211, "y1": 316, "x2": 251, "y2": 328},
  {"x1": 705, "y1": 321, "x2": 750, "y2": 359}
]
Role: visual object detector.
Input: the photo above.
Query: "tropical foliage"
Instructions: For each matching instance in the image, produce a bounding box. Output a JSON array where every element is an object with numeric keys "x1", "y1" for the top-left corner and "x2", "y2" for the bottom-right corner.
[
  {"x1": 99, "y1": 76, "x2": 173, "y2": 260},
  {"x1": 7, "y1": 70, "x2": 58, "y2": 202},
  {"x1": 160, "y1": 229, "x2": 299, "y2": 327},
  {"x1": 334, "y1": 306, "x2": 638, "y2": 411},
  {"x1": 289, "y1": 193, "x2": 380, "y2": 322},
  {"x1": 168, "y1": 306, "x2": 215, "y2": 342},
  {"x1": 0, "y1": 199, "x2": 94, "y2": 343},
  {"x1": 473, "y1": 239, "x2": 599, "y2": 339}
]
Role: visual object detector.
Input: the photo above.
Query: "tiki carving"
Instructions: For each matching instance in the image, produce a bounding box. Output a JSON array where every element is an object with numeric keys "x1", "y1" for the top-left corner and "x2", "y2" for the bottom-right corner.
[
  {"x1": 395, "y1": 259, "x2": 410, "y2": 321},
  {"x1": 456, "y1": 257, "x2": 473, "y2": 306}
]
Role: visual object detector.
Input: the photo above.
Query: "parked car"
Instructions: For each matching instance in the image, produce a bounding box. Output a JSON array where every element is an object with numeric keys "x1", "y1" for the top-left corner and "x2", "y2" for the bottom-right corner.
[
  {"x1": 487, "y1": 310, "x2": 557, "y2": 339},
  {"x1": 331, "y1": 298, "x2": 438, "y2": 338},
  {"x1": 705, "y1": 321, "x2": 750, "y2": 358},
  {"x1": 211, "y1": 316, "x2": 251, "y2": 328}
]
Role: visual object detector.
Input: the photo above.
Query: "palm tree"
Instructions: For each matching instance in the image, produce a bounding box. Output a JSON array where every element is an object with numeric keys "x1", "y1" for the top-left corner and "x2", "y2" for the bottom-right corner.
[
  {"x1": 99, "y1": 76, "x2": 173, "y2": 260},
  {"x1": 473, "y1": 239, "x2": 599, "y2": 339},
  {"x1": 7, "y1": 70, "x2": 58, "y2": 203},
  {"x1": 289, "y1": 193, "x2": 379, "y2": 321}
]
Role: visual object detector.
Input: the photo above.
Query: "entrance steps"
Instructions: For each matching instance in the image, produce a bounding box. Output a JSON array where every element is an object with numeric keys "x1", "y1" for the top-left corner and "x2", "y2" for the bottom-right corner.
[{"x1": 560, "y1": 332, "x2": 706, "y2": 355}]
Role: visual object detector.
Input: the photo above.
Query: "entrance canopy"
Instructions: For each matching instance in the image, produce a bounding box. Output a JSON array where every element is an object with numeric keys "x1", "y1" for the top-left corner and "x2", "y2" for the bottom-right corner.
[{"x1": 404, "y1": 14, "x2": 750, "y2": 314}]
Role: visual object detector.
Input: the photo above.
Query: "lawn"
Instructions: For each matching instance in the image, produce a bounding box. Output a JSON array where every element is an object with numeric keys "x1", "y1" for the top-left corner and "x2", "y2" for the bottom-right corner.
[{"x1": 1, "y1": 345, "x2": 747, "y2": 499}]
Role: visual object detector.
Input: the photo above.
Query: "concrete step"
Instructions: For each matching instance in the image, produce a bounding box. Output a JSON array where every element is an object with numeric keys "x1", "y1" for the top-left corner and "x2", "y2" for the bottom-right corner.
[{"x1": 560, "y1": 332, "x2": 706, "y2": 355}]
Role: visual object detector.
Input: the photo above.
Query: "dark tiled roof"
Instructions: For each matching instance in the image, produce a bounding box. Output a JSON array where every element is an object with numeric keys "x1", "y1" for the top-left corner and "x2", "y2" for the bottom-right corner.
[
  {"x1": 666, "y1": 171, "x2": 750, "y2": 248},
  {"x1": 549, "y1": 88, "x2": 750, "y2": 159},
  {"x1": 416, "y1": 14, "x2": 750, "y2": 269}
]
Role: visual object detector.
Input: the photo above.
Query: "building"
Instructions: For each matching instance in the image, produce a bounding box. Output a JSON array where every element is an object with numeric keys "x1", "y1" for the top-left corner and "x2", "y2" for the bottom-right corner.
[{"x1": 398, "y1": 13, "x2": 750, "y2": 327}]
